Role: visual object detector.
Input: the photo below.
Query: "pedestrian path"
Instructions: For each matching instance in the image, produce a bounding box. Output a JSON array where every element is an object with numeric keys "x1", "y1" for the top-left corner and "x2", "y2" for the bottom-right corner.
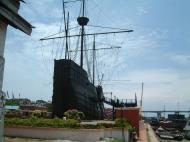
[
  {"x1": 138, "y1": 121, "x2": 160, "y2": 142},
  {"x1": 146, "y1": 124, "x2": 159, "y2": 142},
  {"x1": 138, "y1": 121, "x2": 148, "y2": 142}
]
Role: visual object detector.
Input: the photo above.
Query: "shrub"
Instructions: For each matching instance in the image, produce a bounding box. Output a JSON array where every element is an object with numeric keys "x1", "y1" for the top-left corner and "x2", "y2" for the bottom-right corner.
[
  {"x1": 64, "y1": 109, "x2": 85, "y2": 121},
  {"x1": 5, "y1": 117, "x2": 79, "y2": 128},
  {"x1": 98, "y1": 123, "x2": 115, "y2": 128},
  {"x1": 32, "y1": 110, "x2": 42, "y2": 118},
  {"x1": 80, "y1": 124, "x2": 102, "y2": 129},
  {"x1": 115, "y1": 118, "x2": 132, "y2": 129}
]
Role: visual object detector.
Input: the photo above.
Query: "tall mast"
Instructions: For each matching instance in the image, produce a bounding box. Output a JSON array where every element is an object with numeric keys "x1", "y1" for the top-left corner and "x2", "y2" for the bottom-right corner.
[
  {"x1": 92, "y1": 35, "x2": 95, "y2": 85},
  {"x1": 63, "y1": 0, "x2": 69, "y2": 59},
  {"x1": 77, "y1": 0, "x2": 89, "y2": 68}
]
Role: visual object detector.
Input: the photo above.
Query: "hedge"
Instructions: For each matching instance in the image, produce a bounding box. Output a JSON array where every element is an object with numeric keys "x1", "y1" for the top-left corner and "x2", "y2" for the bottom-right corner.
[
  {"x1": 5, "y1": 117, "x2": 79, "y2": 128},
  {"x1": 5, "y1": 117, "x2": 132, "y2": 129}
]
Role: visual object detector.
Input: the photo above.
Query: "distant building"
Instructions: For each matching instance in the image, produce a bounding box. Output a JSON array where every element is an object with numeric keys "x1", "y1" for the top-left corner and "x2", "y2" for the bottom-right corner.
[
  {"x1": 5, "y1": 105, "x2": 19, "y2": 110},
  {"x1": 20, "y1": 104, "x2": 47, "y2": 111}
]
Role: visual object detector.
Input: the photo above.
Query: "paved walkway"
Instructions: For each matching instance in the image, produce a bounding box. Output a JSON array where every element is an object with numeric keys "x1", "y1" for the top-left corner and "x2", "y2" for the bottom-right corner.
[
  {"x1": 138, "y1": 121, "x2": 148, "y2": 142},
  {"x1": 137, "y1": 121, "x2": 160, "y2": 142},
  {"x1": 146, "y1": 124, "x2": 159, "y2": 142}
]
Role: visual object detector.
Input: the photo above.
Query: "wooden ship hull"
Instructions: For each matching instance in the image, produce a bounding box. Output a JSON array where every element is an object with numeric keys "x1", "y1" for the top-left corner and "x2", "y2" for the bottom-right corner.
[{"x1": 52, "y1": 59, "x2": 104, "y2": 120}]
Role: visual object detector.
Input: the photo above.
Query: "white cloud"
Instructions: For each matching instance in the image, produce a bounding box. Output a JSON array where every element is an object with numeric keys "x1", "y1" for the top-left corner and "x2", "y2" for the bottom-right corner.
[{"x1": 171, "y1": 55, "x2": 190, "y2": 64}]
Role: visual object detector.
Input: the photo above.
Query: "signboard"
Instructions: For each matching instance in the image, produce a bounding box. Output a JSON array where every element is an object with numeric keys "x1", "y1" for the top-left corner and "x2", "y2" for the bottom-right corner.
[{"x1": 0, "y1": 91, "x2": 5, "y2": 142}]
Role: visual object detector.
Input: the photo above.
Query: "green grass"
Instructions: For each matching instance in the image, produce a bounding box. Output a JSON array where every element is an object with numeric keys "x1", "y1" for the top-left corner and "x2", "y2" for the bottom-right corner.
[{"x1": 111, "y1": 139, "x2": 123, "y2": 142}]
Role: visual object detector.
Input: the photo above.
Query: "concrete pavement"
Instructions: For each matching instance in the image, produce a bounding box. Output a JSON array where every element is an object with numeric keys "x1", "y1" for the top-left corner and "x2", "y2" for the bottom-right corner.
[{"x1": 138, "y1": 121, "x2": 159, "y2": 142}]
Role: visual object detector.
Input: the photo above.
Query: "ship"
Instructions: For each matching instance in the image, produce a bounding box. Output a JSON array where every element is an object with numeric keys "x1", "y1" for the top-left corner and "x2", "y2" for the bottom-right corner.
[
  {"x1": 51, "y1": 0, "x2": 105, "y2": 120},
  {"x1": 47, "y1": 0, "x2": 133, "y2": 120}
]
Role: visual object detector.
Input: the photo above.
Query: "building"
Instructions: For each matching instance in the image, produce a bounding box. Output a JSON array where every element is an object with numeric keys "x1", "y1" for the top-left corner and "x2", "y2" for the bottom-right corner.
[
  {"x1": 115, "y1": 107, "x2": 140, "y2": 136},
  {"x1": 0, "y1": 0, "x2": 32, "y2": 141}
]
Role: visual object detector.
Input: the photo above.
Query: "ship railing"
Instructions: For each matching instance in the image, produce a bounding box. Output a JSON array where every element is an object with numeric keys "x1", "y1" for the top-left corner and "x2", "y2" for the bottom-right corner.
[{"x1": 103, "y1": 97, "x2": 137, "y2": 107}]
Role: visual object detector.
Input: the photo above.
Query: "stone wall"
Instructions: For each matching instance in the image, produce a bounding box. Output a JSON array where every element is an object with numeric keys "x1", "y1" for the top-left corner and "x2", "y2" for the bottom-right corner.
[{"x1": 5, "y1": 126, "x2": 129, "y2": 142}]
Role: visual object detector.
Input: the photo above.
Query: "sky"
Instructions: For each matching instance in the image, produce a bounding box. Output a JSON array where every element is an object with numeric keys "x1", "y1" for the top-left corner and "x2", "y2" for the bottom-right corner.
[{"x1": 3, "y1": 0, "x2": 190, "y2": 111}]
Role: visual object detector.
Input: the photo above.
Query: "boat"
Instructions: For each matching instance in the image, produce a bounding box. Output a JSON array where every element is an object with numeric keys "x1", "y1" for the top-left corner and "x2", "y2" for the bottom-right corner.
[
  {"x1": 39, "y1": 0, "x2": 133, "y2": 120},
  {"x1": 156, "y1": 126, "x2": 184, "y2": 141},
  {"x1": 51, "y1": 0, "x2": 110, "y2": 120},
  {"x1": 184, "y1": 119, "x2": 190, "y2": 139}
]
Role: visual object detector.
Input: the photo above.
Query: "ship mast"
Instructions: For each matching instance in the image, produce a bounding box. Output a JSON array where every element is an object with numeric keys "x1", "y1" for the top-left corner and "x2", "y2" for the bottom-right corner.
[
  {"x1": 77, "y1": 0, "x2": 89, "y2": 68},
  {"x1": 92, "y1": 35, "x2": 95, "y2": 85}
]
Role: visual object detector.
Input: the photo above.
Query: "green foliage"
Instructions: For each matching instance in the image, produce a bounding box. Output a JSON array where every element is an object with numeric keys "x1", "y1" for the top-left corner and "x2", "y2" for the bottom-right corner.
[
  {"x1": 97, "y1": 123, "x2": 115, "y2": 128},
  {"x1": 5, "y1": 117, "x2": 79, "y2": 128},
  {"x1": 5, "y1": 110, "x2": 21, "y2": 118},
  {"x1": 47, "y1": 103, "x2": 52, "y2": 112},
  {"x1": 5, "y1": 99, "x2": 19, "y2": 106},
  {"x1": 5, "y1": 117, "x2": 132, "y2": 129},
  {"x1": 32, "y1": 110, "x2": 42, "y2": 118},
  {"x1": 111, "y1": 139, "x2": 123, "y2": 142},
  {"x1": 79, "y1": 123, "x2": 115, "y2": 129},
  {"x1": 64, "y1": 109, "x2": 85, "y2": 121},
  {"x1": 80, "y1": 124, "x2": 103, "y2": 129},
  {"x1": 115, "y1": 118, "x2": 132, "y2": 129}
]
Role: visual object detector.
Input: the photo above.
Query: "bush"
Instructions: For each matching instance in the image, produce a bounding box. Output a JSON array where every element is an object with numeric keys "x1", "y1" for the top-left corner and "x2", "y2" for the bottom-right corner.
[
  {"x1": 32, "y1": 110, "x2": 42, "y2": 118},
  {"x1": 5, "y1": 117, "x2": 79, "y2": 128},
  {"x1": 64, "y1": 109, "x2": 85, "y2": 121},
  {"x1": 115, "y1": 118, "x2": 132, "y2": 129},
  {"x1": 80, "y1": 124, "x2": 103, "y2": 129},
  {"x1": 111, "y1": 139, "x2": 123, "y2": 142},
  {"x1": 97, "y1": 123, "x2": 115, "y2": 128}
]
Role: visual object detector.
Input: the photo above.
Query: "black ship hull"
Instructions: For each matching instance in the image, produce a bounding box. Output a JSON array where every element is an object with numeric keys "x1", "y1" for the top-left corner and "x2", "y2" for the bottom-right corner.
[{"x1": 52, "y1": 59, "x2": 104, "y2": 120}]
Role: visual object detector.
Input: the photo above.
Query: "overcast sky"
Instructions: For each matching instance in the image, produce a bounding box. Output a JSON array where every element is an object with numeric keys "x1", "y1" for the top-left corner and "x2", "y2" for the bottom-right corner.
[{"x1": 3, "y1": 0, "x2": 190, "y2": 111}]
